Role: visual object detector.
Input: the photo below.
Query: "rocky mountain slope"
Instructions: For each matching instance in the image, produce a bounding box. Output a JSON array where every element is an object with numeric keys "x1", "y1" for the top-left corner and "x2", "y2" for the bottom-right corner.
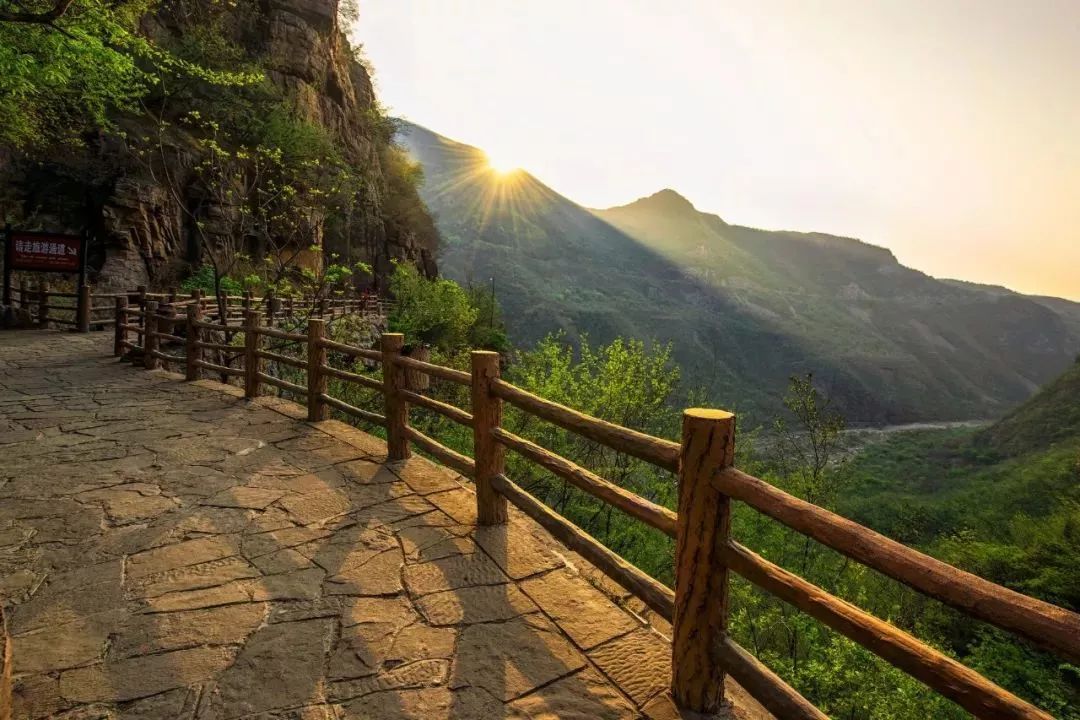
[
  {"x1": 400, "y1": 120, "x2": 1080, "y2": 423},
  {"x1": 0, "y1": 0, "x2": 437, "y2": 290}
]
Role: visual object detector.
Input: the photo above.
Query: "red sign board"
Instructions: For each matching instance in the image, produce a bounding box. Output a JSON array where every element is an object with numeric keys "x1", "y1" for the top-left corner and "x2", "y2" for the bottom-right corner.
[{"x1": 7, "y1": 232, "x2": 83, "y2": 273}]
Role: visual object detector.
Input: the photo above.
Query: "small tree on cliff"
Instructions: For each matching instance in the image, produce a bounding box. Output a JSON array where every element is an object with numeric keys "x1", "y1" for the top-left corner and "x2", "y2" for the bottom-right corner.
[{"x1": 132, "y1": 105, "x2": 363, "y2": 317}]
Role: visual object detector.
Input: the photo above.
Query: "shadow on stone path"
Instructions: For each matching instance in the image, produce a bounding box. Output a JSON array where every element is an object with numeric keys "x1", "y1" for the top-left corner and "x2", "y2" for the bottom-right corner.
[{"x1": 0, "y1": 331, "x2": 726, "y2": 720}]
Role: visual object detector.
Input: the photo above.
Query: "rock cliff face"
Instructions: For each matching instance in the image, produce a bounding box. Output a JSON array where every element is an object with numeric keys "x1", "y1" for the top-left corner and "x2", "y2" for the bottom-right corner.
[{"x1": 0, "y1": 0, "x2": 437, "y2": 291}]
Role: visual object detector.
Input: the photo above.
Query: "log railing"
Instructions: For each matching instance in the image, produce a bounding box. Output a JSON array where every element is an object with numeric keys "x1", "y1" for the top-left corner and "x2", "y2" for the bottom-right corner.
[
  {"x1": 111, "y1": 304, "x2": 1080, "y2": 720},
  {"x1": 8, "y1": 281, "x2": 114, "y2": 331}
]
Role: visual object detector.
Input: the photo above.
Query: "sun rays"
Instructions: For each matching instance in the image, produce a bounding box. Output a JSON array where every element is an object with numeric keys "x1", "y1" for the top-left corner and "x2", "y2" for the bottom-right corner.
[
  {"x1": 483, "y1": 149, "x2": 520, "y2": 177},
  {"x1": 415, "y1": 138, "x2": 556, "y2": 238}
]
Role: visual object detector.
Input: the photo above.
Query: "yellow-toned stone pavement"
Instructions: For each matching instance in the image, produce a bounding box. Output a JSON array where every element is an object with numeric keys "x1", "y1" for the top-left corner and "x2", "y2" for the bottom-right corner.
[{"x1": 0, "y1": 331, "x2": 766, "y2": 720}]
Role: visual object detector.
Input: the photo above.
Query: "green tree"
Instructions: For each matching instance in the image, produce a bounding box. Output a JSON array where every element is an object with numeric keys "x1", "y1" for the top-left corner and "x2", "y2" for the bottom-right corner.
[
  {"x1": 0, "y1": 0, "x2": 154, "y2": 147},
  {"x1": 387, "y1": 261, "x2": 479, "y2": 351}
]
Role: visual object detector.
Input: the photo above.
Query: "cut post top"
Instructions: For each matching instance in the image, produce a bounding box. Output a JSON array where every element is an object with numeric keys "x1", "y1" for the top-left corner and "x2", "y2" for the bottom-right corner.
[{"x1": 684, "y1": 408, "x2": 734, "y2": 421}]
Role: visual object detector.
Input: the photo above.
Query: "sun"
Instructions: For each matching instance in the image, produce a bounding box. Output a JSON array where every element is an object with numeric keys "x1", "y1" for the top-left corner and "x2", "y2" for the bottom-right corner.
[{"x1": 483, "y1": 149, "x2": 520, "y2": 177}]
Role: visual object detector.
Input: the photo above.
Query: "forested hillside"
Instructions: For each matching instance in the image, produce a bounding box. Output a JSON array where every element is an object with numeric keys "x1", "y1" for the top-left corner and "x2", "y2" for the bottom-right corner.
[
  {"x1": 399, "y1": 120, "x2": 1080, "y2": 425},
  {"x1": 836, "y1": 360, "x2": 1080, "y2": 716}
]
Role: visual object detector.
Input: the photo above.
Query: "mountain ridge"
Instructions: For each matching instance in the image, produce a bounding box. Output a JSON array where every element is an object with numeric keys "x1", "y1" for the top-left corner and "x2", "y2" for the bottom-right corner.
[{"x1": 398, "y1": 119, "x2": 1080, "y2": 423}]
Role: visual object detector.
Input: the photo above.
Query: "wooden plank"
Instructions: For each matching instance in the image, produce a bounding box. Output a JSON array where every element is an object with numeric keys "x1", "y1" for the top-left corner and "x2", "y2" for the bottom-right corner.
[
  {"x1": 713, "y1": 467, "x2": 1080, "y2": 664},
  {"x1": 321, "y1": 364, "x2": 383, "y2": 392},
  {"x1": 491, "y1": 426, "x2": 676, "y2": 537},
  {"x1": 490, "y1": 379, "x2": 680, "y2": 472},
  {"x1": 715, "y1": 637, "x2": 827, "y2": 720},
  {"x1": 724, "y1": 541, "x2": 1054, "y2": 720},
  {"x1": 256, "y1": 349, "x2": 307, "y2": 369},
  {"x1": 192, "y1": 319, "x2": 234, "y2": 331},
  {"x1": 403, "y1": 426, "x2": 475, "y2": 479},
  {"x1": 400, "y1": 388, "x2": 473, "y2": 427},
  {"x1": 489, "y1": 472, "x2": 675, "y2": 622},
  {"x1": 195, "y1": 342, "x2": 242, "y2": 354},
  {"x1": 194, "y1": 360, "x2": 243, "y2": 377},
  {"x1": 153, "y1": 332, "x2": 185, "y2": 344},
  {"x1": 319, "y1": 393, "x2": 386, "y2": 426},
  {"x1": 256, "y1": 326, "x2": 307, "y2": 342},
  {"x1": 150, "y1": 350, "x2": 184, "y2": 364},
  {"x1": 256, "y1": 372, "x2": 306, "y2": 396},
  {"x1": 319, "y1": 337, "x2": 383, "y2": 361},
  {"x1": 392, "y1": 354, "x2": 470, "y2": 385}
]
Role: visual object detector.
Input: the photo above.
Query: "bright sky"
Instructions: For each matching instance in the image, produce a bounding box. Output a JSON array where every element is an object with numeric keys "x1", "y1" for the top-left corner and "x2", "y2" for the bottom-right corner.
[{"x1": 353, "y1": 1, "x2": 1080, "y2": 301}]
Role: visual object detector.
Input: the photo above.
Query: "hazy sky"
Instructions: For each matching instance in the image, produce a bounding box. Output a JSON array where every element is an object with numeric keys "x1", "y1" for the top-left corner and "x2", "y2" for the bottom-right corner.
[{"x1": 353, "y1": 1, "x2": 1080, "y2": 300}]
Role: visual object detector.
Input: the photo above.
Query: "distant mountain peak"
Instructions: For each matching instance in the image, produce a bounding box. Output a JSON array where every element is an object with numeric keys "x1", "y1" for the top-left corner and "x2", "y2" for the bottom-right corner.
[{"x1": 614, "y1": 188, "x2": 699, "y2": 216}]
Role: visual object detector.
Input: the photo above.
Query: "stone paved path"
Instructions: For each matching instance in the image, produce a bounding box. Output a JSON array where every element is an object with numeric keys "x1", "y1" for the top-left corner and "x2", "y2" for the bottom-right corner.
[{"x1": 0, "y1": 331, "x2": 767, "y2": 720}]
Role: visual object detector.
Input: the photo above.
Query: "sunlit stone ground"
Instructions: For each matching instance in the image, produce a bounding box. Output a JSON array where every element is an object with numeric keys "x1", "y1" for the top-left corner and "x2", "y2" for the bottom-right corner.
[{"x1": 0, "y1": 331, "x2": 766, "y2": 719}]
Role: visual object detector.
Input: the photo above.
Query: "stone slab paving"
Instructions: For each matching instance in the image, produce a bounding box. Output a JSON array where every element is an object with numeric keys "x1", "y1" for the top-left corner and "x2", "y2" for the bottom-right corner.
[{"x1": 0, "y1": 331, "x2": 769, "y2": 720}]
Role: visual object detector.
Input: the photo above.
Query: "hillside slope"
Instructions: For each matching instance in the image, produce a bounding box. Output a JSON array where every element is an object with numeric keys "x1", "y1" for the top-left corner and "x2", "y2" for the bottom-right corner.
[
  {"x1": 842, "y1": 360, "x2": 1080, "y2": 605},
  {"x1": 399, "y1": 120, "x2": 1080, "y2": 423},
  {"x1": 976, "y1": 357, "x2": 1080, "y2": 456}
]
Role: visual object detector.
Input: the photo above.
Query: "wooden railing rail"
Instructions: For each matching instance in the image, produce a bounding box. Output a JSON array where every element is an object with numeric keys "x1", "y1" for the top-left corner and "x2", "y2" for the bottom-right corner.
[
  {"x1": 491, "y1": 426, "x2": 677, "y2": 537},
  {"x1": 108, "y1": 304, "x2": 1078, "y2": 720},
  {"x1": 713, "y1": 467, "x2": 1080, "y2": 664},
  {"x1": 5, "y1": 280, "x2": 103, "y2": 332},
  {"x1": 490, "y1": 378, "x2": 681, "y2": 471}
]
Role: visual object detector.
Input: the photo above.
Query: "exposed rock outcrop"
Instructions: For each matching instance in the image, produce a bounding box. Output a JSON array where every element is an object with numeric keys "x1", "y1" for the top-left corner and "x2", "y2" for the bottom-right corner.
[{"x1": 0, "y1": 0, "x2": 437, "y2": 291}]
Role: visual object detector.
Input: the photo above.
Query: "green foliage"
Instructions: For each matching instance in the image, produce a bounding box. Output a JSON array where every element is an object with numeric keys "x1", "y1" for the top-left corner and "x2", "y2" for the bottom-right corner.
[
  {"x1": 501, "y1": 334, "x2": 682, "y2": 578},
  {"x1": 976, "y1": 360, "x2": 1080, "y2": 456},
  {"x1": 387, "y1": 262, "x2": 480, "y2": 351},
  {"x1": 245, "y1": 266, "x2": 1080, "y2": 719},
  {"x1": 179, "y1": 264, "x2": 242, "y2": 296},
  {"x1": 0, "y1": 0, "x2": 154, "y2": 147},
  {"x1": 772, "y1": 373, "x2": 848, "y2": 505},
  {"x1": 834, "y1": 373, "x2": 1080, "y2": 715},
  {"x1": 0, "y1": 0, "x2": 262, "y2": 149}
]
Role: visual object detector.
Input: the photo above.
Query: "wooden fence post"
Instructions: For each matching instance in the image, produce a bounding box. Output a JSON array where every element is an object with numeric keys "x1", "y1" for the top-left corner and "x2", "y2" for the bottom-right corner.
[
  {"x1": 472, "y1": 350, "x2": 508, "y2": 525},
  {"x1": 37, "y1": 281, "x2": 49, "y2": 328},
  {"x1": 135, "y1": 285, "x2": 147, "y2": 346},
  {"x1": 672, "y1": 408, "x2": 736, "y2": 713},
  {"x1": 185, "y1": 303, "x2": 201, "y2": 381},
  {"x1": 307, "y1": 318, "x2": 327, "y2": 421},
  {"x1": 144, "y1": 300, "x2": 159, "y2": 370},
  {"x1": 113, "y1": 296, "x2": 127, "y2": 356},
  {"x1": 244, "y1": 310, "x2": 262, "y2": 399},
  {"x1": 76, "y1": 285, "x2": 91, "y2": 332},
  {"x1": 381, "y1": 333, "x2": 409, "y2": 461},
  {"x1": 265, "y1": 288, "x2": 276, "y2": 327}
]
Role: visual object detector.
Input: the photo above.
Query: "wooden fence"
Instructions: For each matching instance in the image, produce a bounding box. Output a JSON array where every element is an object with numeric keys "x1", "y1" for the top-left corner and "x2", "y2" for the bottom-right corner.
[
  {"x1": 114, "y1": 302, "x2": 1080, "y2": 720},
  {"x1": 8, "y1": 280, "x2": 391, "y2": 334},
  {"x1": 8, "y1": 281, "x2": 109, "y2": 331}
]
